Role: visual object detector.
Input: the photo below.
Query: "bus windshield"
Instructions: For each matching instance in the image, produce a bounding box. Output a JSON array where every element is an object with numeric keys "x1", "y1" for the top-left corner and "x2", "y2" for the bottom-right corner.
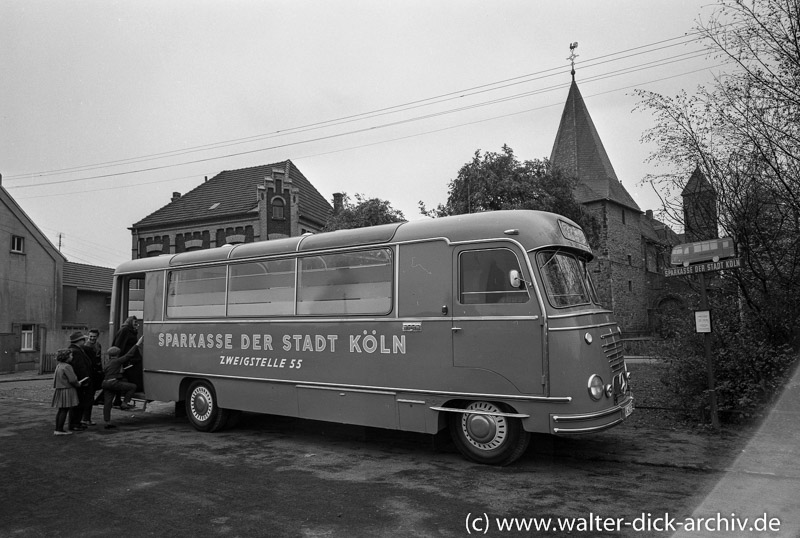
[{"x1": 535, "y1": 250, "x2": 598, "y2": 307}]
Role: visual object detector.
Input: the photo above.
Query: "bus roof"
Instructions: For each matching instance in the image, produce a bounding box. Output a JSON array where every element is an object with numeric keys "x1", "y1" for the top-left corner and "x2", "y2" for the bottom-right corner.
[{"x1": 115, "y1": 210, "x2": 592, "y2": 274}]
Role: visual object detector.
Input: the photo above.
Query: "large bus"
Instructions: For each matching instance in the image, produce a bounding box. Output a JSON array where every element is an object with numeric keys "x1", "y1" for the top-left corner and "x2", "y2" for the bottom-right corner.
[{"x1": 110, "y1": 210, "x2": 633, "y2": 465}]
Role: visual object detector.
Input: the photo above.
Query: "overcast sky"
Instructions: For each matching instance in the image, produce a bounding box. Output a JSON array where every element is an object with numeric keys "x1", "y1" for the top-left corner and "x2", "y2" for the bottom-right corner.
[{"x1": 1, "y1": 1, "x2": 728, "y2": 268}]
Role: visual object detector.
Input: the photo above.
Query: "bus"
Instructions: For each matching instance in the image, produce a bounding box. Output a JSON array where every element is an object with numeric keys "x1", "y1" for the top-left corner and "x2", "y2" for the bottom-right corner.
[{"x1": 110, "y1": 210, "x2": 633, "y2": 465}]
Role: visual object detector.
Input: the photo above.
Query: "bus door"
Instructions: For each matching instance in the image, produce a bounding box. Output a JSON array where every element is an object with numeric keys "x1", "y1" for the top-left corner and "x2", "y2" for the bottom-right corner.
[
  {"x1": 111, "y1": 273, "x2": 147, "y2": 390},
  {"x1": 452, "y1": 245, "x2": 544, "y2": 395}
]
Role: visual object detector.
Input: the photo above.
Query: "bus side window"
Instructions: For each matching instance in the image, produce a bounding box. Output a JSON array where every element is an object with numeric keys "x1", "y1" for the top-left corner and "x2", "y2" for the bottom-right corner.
[
  {"x1": 297, "y1": 248, "x2": 393, "y2": 315},
  {"x1": 166, "y1": 266, "x2": 227, "y2": 318},
  {"x1": 228, "y1": 259, "x2": 295, "y2": 316},
  {"x1": 459, "y1": 249, "x2": 528, "y2": 304}
]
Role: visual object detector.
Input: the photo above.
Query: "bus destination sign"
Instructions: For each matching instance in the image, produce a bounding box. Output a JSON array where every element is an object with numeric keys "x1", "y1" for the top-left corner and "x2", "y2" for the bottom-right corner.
[{"x1": 664, "y1": 257, "x2": 742, "y2": 277}]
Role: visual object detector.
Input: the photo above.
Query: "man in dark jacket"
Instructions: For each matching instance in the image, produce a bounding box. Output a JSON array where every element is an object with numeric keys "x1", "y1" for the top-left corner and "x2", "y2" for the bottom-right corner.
[
  {"x1": 67, "y1": 332, "x2": 93, "y2": 431},
  {"x1": 102, "y1": 338, "x2": 143, "y2": 429},
  {"x1": 113, "y1": 316, "x2": 142, "y2": 392}
]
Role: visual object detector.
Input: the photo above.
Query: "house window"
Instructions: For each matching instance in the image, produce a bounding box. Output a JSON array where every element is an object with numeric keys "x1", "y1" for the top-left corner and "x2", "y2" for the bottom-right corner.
[
  {"x1": 628, "y1": 254, "x2": 632, "y2": 266},
  {"x1": 621, "y1": 210, "x2": 626, "y2": 225},
  {"x1": 21, "y1": 324, "x2": 35, "y2": 351},
  {"x1": 11, "y1": 235, "x2": 24, "y2": 253},
  {"x1": 272, "y1": 197, "x2": 285, "y2": 220}
]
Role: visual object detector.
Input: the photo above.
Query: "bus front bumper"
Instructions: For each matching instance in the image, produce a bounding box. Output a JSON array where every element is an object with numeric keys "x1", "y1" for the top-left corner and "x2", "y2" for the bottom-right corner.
[{"x1": 550, "y1": 395, "x2": 634, "y2": 434}]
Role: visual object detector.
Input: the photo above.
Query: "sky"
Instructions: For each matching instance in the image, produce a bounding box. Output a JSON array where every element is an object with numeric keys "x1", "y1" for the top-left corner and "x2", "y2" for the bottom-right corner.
[{"x1": 1, "y1": 1, "x2": 729, "y2": 269}]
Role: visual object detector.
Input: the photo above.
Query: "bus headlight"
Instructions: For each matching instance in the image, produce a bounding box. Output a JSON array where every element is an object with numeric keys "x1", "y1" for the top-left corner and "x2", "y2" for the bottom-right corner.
[{"x1": 588, "y1": 374, "x2": 604, "y2": 401}]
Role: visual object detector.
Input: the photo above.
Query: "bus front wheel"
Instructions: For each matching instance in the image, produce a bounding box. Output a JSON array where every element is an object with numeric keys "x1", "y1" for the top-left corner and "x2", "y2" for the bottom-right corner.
[
  {"x1": 449, "y1": 401, "x2": 530, "y2": 466},
  {"x1": 186, "y1": 380, "x2": 229, "y2": 432}
]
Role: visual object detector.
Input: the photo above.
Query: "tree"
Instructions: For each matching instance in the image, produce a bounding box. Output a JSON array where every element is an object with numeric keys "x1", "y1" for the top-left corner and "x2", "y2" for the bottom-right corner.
[
  {"x1": 635, "y1": 0, "x2": 800, "y2": 342},
  {"x1": 635, "y1": 0, "x2": 800, "y2": 422},
  {"x1": 323, "y1": 193, "x2": 405, "y2": 231},
  {"x1": 419, "y1": 145, "x2": 600, "y2": 247}
]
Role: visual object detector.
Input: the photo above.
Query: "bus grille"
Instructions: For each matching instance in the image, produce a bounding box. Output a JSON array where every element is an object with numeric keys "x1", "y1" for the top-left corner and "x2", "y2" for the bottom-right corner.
[{"x1": 601, "y1": 326, "x2": 625, "y2": 375}]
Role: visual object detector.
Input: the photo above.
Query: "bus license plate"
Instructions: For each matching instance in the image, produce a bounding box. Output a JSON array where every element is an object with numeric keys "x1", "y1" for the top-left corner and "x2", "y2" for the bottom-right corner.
[{"x1": 623, "y1": 402, "x2": 633, "y2": 417}]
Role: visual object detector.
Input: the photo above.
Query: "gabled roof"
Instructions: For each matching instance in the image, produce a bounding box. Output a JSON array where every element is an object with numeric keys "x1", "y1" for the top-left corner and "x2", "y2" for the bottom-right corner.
[
  {"x1": 550, "y1": 80, "x2": 641, "y2": 212},
  {"x1": 0, "y1": 184, "x2": 67, "y2": 264},
  {"x1": 132, "y1": 160, "x2": 332, "y2": 229},
  {"x1": 63, "y1": 261, "x2": 114, "y2": 293}
]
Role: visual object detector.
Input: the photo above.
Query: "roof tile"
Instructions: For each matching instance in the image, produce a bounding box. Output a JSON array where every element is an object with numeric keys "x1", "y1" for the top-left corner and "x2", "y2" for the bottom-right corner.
[
  {"x1": 550, "y1": 80, "x2": 641, "y2": 212},
  {"x1": 133, "y1": 160, "x2": 332, "y2": 229}
]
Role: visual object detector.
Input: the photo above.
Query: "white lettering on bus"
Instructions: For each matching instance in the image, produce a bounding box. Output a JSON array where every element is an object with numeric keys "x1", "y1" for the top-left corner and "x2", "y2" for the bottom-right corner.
[
  {"x1": 240, "y1": 334, "x2": 274, "y2": 351},
  {"x1": 158, "y1": 331, "x2": 405, "y2": 355},
  {"x1": 218, "y1": 356, "x2": 300, "y2": 369},
  {"x1": 281, "y1": 334, "x2": 338, "y2": 353},
  {"x1": 349, "y1": 331, "x2": 406, "y2": 354}
]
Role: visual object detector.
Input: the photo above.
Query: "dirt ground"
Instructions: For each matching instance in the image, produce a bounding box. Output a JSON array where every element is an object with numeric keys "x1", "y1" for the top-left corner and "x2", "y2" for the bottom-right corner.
[{"x1": 1, "y1": 367, "x2": 799, "y2": 537}]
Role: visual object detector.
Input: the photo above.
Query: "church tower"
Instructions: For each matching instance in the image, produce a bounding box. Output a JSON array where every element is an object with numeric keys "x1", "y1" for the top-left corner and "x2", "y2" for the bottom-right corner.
[
  {"x1": 549, "y1": 45, "x2": 647, "y2": 333},
  {"x1": 681, "y1": 166, "x2": 718, "y2": 242}
]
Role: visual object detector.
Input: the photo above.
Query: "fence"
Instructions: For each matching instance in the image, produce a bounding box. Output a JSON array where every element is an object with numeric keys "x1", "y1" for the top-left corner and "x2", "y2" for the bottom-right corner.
[{"x1": 39, "y1": 353, "x2": 57, "y2": 375}]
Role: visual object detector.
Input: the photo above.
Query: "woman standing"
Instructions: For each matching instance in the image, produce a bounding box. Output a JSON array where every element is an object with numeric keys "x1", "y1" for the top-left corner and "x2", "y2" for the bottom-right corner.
[{"x1": 52, "y1": 348, "x2": 81, "y2": 436}]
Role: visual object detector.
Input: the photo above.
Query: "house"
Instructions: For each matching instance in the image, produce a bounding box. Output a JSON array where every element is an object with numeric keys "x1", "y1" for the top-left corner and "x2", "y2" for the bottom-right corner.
[
  {"x1": 62, "y1": 261, "x2": 115, "y2": 347},
  {"x1": 129, "y1": 160, "x2": 332, "y2": 258},
  {"x1": 1, "y1": 178, "x2": 114, "y2": 373},
  {"x1": 549, "y1": 76, "x2": 689, "y2": 335},
  {"x1": 1, "y1": 178, "x2": 65, "y2": 371}
]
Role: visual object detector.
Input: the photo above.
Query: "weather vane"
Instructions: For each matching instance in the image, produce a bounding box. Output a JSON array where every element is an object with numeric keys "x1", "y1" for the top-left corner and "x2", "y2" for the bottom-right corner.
[{"x1": 568, "y1": 42, "x2": 579, "y2": 79}]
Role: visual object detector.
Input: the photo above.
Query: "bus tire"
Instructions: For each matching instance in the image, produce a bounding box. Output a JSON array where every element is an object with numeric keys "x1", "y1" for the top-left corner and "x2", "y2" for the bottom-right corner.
[
  {"x1": 186, "y1": 380, "x2": 229, "y2": 433},
  {"x1": 448, "y1": 401, "x2": 530, "y2": 466}
]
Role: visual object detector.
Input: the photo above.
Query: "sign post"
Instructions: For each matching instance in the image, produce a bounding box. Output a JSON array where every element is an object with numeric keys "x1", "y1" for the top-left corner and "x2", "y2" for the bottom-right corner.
[
  {"x1": 697, "y1": 271, "x2": 720, "y2": 429},
  {"x1": 665, "y1": 238, "x2": 738, "y2": 430}
]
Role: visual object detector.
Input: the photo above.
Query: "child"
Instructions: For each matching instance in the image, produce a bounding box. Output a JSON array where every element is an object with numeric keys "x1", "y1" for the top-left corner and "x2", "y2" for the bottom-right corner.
[{"x1": 52, "y1": 348, "x2": 81, "y2": 436}]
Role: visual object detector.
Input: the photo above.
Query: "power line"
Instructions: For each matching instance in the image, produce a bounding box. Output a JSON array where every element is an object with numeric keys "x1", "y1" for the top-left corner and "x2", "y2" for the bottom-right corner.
[
  {"x1": 4, "y1": 30, "x2": 714, "y2": 184},
  {"x1": 7, "y1": 52, "x2": 722, "y2": 193},
  {"x1": 14, "y1": 59, "x2": 730, "y2": 204}
]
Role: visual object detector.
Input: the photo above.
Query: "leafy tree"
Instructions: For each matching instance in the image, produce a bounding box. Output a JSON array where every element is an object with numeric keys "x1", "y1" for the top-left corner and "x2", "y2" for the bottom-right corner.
[
  {"x1": 323, "y1": 193, "x2": 405, "y2": 231},
  {"x1": 635, "y1": 0, "x2": 800, "y2": 342},
  {"x1": 419, "y1": 145, "x2": 600, "y2": 247},
  {"x1": 635, "y1": 0, "x2": 800, "y2": 422}
]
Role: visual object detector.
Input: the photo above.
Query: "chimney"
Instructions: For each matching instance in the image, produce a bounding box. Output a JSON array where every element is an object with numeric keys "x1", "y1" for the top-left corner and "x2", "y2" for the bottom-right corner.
[
  {"x1": 646, "y1": 209, "x2": 653, "y2": 220},
  {"x1": 172, "y1": 192, "x2": 181, "y2": 202},
  {"x1": 0, "y1": 173, "x2": 3, "y2": 186},
  {"x1": 333, "y1": 193, "x2": 344, "y2": 214}
]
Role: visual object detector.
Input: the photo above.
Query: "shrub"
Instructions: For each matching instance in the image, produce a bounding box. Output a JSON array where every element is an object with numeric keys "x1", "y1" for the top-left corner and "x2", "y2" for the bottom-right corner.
[{"x1": 654, "y1": 308, "x2": 797, "y2": 423}]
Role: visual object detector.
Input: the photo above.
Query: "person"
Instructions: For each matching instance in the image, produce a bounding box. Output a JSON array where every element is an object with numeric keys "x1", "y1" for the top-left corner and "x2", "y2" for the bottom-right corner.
[
  {"x1": 113, "y1": 316, "x2": 142, "y2": 396},
  {"x1": 86, "y1": 328, "x2": 102, "y2": 358},
  {"x1": 52, "y1": 348, "x2": 81, "y2": 436},
  {"x1": 102, "y1": 337, "x2": 143, "y2": 429},
  {"x1": 83, "y1": 328, "x2": 104, "y2": 421},
  {"x1": 66, "y1": 331, "x2": 93, "y2": 431},
  {"x1": 113, "y1": 316, "x2": 138, "y2": 354}
]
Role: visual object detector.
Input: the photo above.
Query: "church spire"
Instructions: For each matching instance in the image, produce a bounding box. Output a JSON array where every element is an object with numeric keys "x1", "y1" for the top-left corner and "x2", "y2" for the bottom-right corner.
[{"x1": 549, "y1": 47, "x2": 641, "y2": 212}]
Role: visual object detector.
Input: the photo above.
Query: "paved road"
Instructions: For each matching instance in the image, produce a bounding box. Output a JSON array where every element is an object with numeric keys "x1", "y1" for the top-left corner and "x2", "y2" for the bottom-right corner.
[{"x1": 1, "y1": 373, "x2": 798, "y2": 537}]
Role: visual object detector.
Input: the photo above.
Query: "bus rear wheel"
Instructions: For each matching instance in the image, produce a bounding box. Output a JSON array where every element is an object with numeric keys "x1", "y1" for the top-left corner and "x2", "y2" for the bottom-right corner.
[
  {"x1": 186, "y1": 380, "x2": 229, "y2": 432},
  {"x1": 449, "y1": 401, "x2": 530, "y2": 466}
]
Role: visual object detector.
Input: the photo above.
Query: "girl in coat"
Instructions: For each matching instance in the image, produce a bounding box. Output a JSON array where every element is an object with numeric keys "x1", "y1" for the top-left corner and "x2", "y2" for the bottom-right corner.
[{"x1": 52, "y1": 348, "x2": 81, "y2": 436}]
